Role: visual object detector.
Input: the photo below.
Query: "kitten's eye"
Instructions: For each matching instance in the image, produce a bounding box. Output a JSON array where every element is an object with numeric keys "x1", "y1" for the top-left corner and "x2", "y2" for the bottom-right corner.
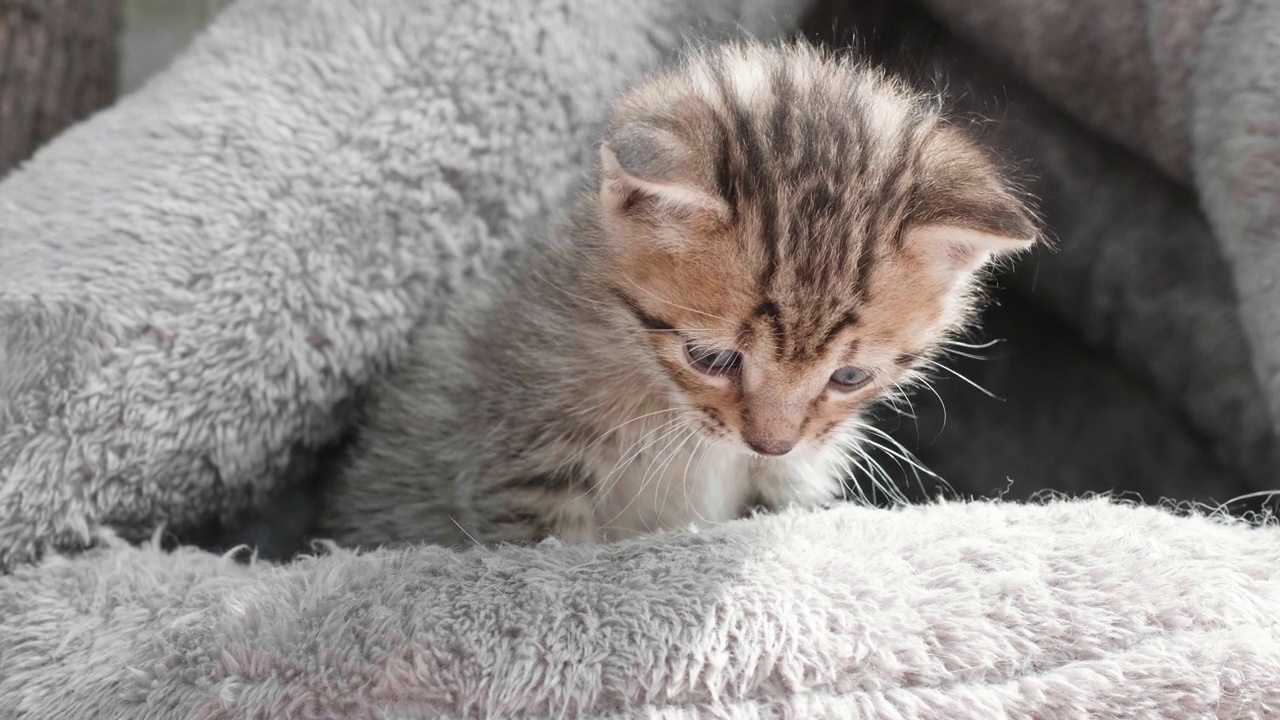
[
  {"x1": 829, "y1": 366, "x2": 871, "y2": 390},
  {"x1": 684, "y1": 341, "x2": 742, "y2": 376}
]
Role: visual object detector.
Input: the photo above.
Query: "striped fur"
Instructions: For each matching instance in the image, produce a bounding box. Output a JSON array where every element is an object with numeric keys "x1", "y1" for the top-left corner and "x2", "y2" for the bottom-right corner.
[{"x1": 320, "y1": 42, "x2": 1038, "y2": 548}]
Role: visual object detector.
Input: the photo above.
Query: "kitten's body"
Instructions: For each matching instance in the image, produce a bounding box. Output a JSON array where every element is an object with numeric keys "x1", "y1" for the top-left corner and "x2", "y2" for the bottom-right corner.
[{"x1": 321, "y1": 43, "x2": 1037, "y2": 547}]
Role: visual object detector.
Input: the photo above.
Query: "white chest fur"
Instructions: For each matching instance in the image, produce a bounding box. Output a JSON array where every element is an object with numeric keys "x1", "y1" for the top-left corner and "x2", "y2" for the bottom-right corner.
[{"x1": 580, "y1": 426, "x2": 843, "y2": 541}]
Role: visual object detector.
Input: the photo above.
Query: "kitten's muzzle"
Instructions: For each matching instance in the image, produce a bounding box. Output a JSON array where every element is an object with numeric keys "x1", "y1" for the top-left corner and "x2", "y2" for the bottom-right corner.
[
  {"x1": 745, "y1": 438, "x2": 796, "y2": 457},
  {"x1": 739, "y1": 390, "x2": 803, "y2": 457}
]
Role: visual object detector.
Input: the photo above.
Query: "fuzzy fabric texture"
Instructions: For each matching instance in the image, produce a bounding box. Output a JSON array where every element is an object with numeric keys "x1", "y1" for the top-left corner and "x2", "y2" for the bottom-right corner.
[{"x1": 3, "y1": 499, "x2": 1280, "y2": 719}]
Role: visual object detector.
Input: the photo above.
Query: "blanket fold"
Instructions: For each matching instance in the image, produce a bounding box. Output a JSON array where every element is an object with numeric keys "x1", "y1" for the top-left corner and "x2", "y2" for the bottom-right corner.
[{"x1": 3, "y1": 501, "x2": 1279, "y2": 719}]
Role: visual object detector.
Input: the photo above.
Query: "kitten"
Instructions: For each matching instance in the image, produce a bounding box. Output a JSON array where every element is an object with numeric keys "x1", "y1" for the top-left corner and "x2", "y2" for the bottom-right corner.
[{"x1": 320, "y1": 42, "x2": 1039, "y2": 547}]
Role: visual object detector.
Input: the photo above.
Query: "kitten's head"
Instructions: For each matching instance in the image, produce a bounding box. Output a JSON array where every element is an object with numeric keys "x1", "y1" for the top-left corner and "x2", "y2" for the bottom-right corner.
[{"x1": 593, "y1": 43, "x2": 1038, "y2": 458}]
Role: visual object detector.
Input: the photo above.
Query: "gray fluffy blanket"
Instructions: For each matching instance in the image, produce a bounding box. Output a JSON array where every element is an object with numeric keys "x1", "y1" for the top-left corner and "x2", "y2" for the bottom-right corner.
[
  {"x1": 5, "y1": 500, "x2": 1280, "y2": 718},
  {"x1": 3, "y1": 0, "x2": 1280, "y2": 717}
]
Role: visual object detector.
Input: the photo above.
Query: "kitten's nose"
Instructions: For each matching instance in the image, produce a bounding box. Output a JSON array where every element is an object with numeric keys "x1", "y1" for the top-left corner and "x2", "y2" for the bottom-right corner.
[{"x1": 746, "y1": 438, "x2": 796, "y2": 457}]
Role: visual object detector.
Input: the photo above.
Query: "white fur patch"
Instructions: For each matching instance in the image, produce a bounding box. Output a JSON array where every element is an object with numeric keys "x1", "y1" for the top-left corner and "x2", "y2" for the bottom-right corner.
[{"x1": 728, "y1": 57, "x2": 770, "y2": 103}]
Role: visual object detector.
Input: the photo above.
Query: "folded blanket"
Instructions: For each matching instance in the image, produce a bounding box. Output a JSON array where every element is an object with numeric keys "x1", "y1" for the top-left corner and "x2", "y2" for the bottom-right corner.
[{"x1": 4, "y1": 500, "x2": 1279, "y2": 719}]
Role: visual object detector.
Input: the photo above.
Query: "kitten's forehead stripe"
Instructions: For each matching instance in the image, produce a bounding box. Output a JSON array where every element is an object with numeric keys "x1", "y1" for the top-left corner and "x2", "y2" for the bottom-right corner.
[
  {"x1": 752, "y1": 299, "x2": 786, "y2": 357},
  {"x1": 712, "y1": 65, "x2": 779, "y2": 291},
  {"x1": 769, "y1": 60, "x2": 795, "y2": 170},
  {"x1": 712, "y1": 121, "x2": 734, "y2": 218},
  {"x1": 818, "y1": 312, "x2": 861, "y2": 355},
  {"x1": 709, "y1": 49, "x2": 917, "y2": 308}
]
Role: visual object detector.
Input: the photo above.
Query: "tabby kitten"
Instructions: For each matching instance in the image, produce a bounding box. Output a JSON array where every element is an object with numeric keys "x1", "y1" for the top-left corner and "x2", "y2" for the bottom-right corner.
[{"x1": 320, "y1": 42, "x2": 1038, "y2": 547}]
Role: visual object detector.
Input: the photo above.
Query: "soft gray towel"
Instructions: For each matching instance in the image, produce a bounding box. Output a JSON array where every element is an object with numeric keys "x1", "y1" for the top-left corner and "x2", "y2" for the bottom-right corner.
[{"x1": 4, "y1": 500, "x2": 1279, "y2": 718}]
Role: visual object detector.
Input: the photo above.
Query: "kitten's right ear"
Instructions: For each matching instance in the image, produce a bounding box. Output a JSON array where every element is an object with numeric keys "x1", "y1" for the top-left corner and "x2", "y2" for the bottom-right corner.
[
  {"x1": 905, "y1": 223, "x2": 1037, "y2": 276},
  {"x1": 598, "y1": 140, "x2": 729, "y2": 229}
]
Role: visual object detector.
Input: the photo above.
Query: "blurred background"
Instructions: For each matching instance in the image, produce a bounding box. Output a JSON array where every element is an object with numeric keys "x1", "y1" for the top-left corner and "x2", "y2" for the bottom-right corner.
[
  {"x1": 120, "y1": 0, "x2": 230, "y2": 94},
  {"x1": 0, "y1": 0, "x2": 228, "y2": 173}
]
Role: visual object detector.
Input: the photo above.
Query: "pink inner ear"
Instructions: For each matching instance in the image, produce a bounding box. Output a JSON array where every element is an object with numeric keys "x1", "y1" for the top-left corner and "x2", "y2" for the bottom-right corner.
[
  {"x1": 905, "y1": 223, "x2": 1037, "y2": 274},
  {"x1": 598, "y1": 142, "x2": 729, "y2": 222}
]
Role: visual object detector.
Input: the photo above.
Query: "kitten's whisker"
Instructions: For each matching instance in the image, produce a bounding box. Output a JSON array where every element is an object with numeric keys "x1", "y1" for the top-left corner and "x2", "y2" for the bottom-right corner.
[
  {"x1": 448, "y1": 516, "x2": 491, "y2": 552},
  {"x1": 939, "y1": 347, "x2": 993, "y2": 361},
  {"x1": 830, "y1": 455, "x2": 852, "y2": 503},
  {"x1": 833, "y1": 457, "x2": 855, "y2": 504},
  {"x1": 835, "y1": 459, "x2": 861, "y2": 505},
  {"x1": 625, "y1": 281, "x2": 733, "y2": 324},
  {"x1": 885, "y1": 380, "x2": 921, "y2": 435},
  {"x1": 834, "y1": 452, "x2": 874, "y2": 506},
  {"x1": 866, "y1": 459, "x2": 908, "y2": 506},
  {"x1": 836, "y1": 445, "x2": 884, "y2": 499},
  {"x1": 834, "y1": 448, "x2": 885, "y2": 504},
  {"x1": 596, "y1": 412, "x2": 691, "y2": 502},
  {"x1": 690, "y1": 432, "x2": 725, "y2": 526},
  {"x1": 557, "y1": 406, "x2": 677, "y2": 471},
  {"x1": 846, "y1": 422, "x2": 942, "y2": 481},
  {"x1": 650, "y1": 425, "x2": 699, "y2": 521},
  {"x1": 597, "y1": 419, "x2": 683, "y2": 494},
  {"x1": 604, "y1": 424, "x2": 695, "y2": 529},
  {"x1": 446, "y1": 516, "x2": 514, "y2": 601},
  {"x1": 844, "y1": 444, "x2": 908, "y2": 506},
  {"x1": 839, "y1": 433, "x2": 910, "y2": 505},
  {"x1": 851, "y1": 435, "x2": 924, "y2": 502},
  {"x1": 682, "y1": 436, "x2": 713, "y2": 526},
  {"x1": 587, "y1": 418, "x2": 684, "y2": 514},
  {"x1": 845, "y1": 420, "x2": 955, "y2": 500},
  {"x1": 943, "y1": 337, "x2": 1004, "y2": 351},
  {"x1": 533, "y1": 270, "x2": 614, "y2": 309},
  {"x1": 915, "y1": 377, "x2": 949, "y2": 442},
  {"x1": 655, "y1": 422, "x2": 696, "y2": 517},
  {"x1": 544, "y1": 399, "x2": 671, "y2": 489},
  {"x1": 917, "y1": 357, "x2": 1004, "y2": 401},
  {"x1": 879, "y1": 392, "x2": 919, "y2": 420}
]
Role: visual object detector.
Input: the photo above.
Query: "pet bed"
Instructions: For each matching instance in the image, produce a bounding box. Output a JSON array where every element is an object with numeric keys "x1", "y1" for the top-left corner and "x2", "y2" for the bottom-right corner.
[{"x1": 3, "y1": 0, "x2": 1280, "y2": 717}]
